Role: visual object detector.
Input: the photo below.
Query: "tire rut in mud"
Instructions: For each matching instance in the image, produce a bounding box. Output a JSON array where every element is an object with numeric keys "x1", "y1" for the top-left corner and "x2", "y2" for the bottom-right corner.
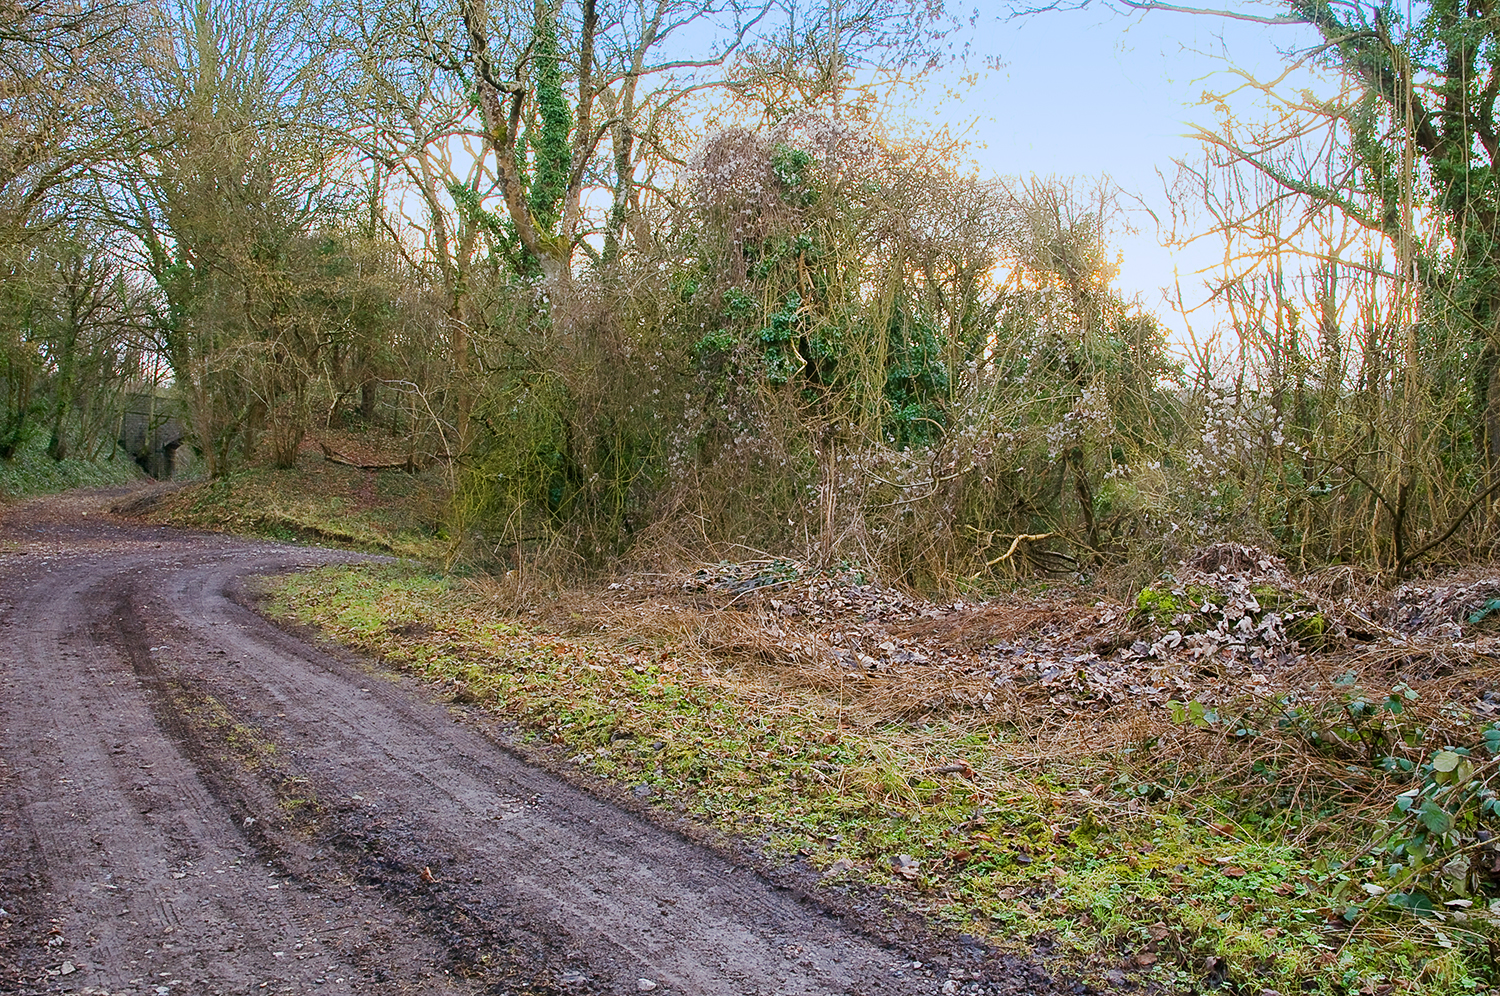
[{"x1": 103, "y1": 583, "x2": 574, "y2": 993}]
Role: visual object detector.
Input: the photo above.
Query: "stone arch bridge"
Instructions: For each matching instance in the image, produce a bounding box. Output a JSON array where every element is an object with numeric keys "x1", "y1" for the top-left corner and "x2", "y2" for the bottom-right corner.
[{"x1": 117, "y1": 396, "x2": 186, "y2": 479}]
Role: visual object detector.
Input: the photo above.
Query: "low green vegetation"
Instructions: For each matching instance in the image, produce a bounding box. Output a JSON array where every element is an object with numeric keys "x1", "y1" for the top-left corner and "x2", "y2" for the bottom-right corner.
[
  {"x1": 146, "y1": 454, "x2": 449, "y2": 560},
  {"x1": 0, "y1": 434, "x2": 143, "y2": 501},
  {"x1": 267, "y1": 561, "x2": 1500, "y2": 995}
]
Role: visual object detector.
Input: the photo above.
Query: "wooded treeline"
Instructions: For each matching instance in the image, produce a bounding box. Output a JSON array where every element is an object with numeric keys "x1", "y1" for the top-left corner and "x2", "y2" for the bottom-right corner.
[{"x1": 3, "y1": 0, "x2": 1497, "y2": 584}]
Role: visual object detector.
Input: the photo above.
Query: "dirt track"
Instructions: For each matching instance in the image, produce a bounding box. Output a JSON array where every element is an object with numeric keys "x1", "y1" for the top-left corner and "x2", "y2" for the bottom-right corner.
[{"x1": 0, "y1": 491, "x2": 1068, "y2": 996}]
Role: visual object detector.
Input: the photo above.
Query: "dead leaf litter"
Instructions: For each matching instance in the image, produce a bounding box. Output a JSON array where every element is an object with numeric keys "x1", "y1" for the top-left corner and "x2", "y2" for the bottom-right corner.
[{"x1": 574, "y1": 544, "x2": 1500, "y2": 736}]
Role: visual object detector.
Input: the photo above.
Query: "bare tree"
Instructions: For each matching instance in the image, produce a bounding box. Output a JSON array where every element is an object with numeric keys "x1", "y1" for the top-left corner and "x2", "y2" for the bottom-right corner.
[
  {"x1": 112, "y1": 0, "x2": 355, "y2": 474},
  {"x1": 0, "y1": 0, "x2": 139, "y2": 246}
]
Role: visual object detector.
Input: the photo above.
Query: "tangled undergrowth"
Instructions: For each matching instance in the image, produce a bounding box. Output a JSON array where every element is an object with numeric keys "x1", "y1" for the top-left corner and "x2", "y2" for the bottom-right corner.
[{"x1": 267, "y1": 543, "x2": 1500, "y2": 995}]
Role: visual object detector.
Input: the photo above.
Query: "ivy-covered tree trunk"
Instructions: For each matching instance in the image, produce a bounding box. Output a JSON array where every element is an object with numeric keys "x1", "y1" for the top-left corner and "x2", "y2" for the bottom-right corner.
[{"x1": 460, "y1": 0, "x2": 579, "y2": 285}]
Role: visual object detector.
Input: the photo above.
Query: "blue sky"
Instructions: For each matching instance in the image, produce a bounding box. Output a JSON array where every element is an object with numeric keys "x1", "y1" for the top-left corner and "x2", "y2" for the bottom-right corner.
[{"x1": 915, "y1": 3, "x2": 1328, "y2": 334}]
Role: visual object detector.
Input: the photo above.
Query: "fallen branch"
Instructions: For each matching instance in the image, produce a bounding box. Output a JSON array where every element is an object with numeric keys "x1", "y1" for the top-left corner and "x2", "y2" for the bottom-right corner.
[
  {"x1": 318, "y1": 442, "x2": 409, "y2": 470},
  {"x1": 986, "y1": 532, "x2": 1059, "y2": 568},
  {"x1": 924, "y1": 763, "x2": 976, "y2": 779},
  {"x1": 318, "y1": 442, "x2": 452, "y2": 472},
  {"x1": 1399, "y1": 473, "x2": 1500, "y2": 571}
]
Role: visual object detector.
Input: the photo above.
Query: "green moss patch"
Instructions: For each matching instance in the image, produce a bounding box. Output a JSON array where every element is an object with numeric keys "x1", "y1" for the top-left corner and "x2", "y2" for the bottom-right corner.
[
  {"x1": 1132, "y1": 581, "x2": 1330, "y2": 649},
  {"x1": 1132, "y1": 584, "x2": 1221, "y2": 631}
]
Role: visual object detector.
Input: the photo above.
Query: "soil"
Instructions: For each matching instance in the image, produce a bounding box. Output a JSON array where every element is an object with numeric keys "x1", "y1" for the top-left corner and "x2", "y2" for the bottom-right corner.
[{"x1": 0, "y1": 490, "x2": 1080, "y2": 996}]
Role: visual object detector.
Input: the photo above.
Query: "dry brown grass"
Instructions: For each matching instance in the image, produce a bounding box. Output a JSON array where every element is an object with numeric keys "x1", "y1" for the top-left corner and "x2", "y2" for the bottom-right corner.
[{"x1": 463, "y1": 557, "x2": 1500, "y2": 841}]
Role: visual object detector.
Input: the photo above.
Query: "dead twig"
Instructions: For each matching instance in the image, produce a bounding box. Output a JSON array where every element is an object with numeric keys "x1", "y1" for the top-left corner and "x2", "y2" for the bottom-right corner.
[
  {"x1": 985, "y1": 532, "x2": 1059, "y2": 568},
  {"x1": 923, "y1": 762, "x2": 976, "y2": 779}
]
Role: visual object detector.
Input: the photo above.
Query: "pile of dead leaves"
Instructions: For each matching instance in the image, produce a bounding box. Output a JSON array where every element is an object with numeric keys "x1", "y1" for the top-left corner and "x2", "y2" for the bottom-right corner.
[
  {"x1": 1388, "y1": 576, "x2": 1500, "y2": 641},
  {"x1": 569, "y1": 546, "x2": 1500, "y2": 734},
  {"x1": 1120, "y1": 543, "x2": 1337, "y2": 665}
]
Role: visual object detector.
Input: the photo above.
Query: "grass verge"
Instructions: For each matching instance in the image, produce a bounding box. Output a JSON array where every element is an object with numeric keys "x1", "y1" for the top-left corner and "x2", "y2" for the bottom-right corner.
[
  {"x1": 141, "y1": 452, "x2": 449, "y2": 560},
  {"x1": 264, "y1": 560, "x2": 1500, "y2": 996}
]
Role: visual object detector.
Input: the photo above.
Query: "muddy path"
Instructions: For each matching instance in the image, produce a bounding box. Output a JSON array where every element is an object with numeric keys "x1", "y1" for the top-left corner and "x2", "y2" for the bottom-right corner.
[{"x1": 0, "y1": 492, "x2": 1070, "y2": 996}]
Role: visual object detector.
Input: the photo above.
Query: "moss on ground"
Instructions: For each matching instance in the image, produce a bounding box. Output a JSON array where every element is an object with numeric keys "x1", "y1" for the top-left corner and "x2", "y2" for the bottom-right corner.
[
  {"x1": 1132, "y1": 584, "x2": 1220, "y2": 630},
  {"x1": 1132, "y1": 581, "x2": 1330, "y2": 648}
]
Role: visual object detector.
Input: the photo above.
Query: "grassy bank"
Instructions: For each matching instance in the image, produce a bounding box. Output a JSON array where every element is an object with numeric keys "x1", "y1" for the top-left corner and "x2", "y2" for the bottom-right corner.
[
  {"x1": 0, "y1": 436, "x2": 144, "y2": 501},
  {"x1": 264, "y1": 559, "x2": 1500, "y2": 995},
  {"x1": 139, "y1": 448, "x2": 450, "y2": 560}
]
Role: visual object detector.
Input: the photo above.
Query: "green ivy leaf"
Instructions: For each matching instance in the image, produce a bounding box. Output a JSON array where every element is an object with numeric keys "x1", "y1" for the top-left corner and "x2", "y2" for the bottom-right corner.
[
  {"x1": 1387, "y1": 890, "x2": 1436, "y2": 917},
  {"x1": 1483, "y1": 726, "x2": 1500, "y2": 755}
]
